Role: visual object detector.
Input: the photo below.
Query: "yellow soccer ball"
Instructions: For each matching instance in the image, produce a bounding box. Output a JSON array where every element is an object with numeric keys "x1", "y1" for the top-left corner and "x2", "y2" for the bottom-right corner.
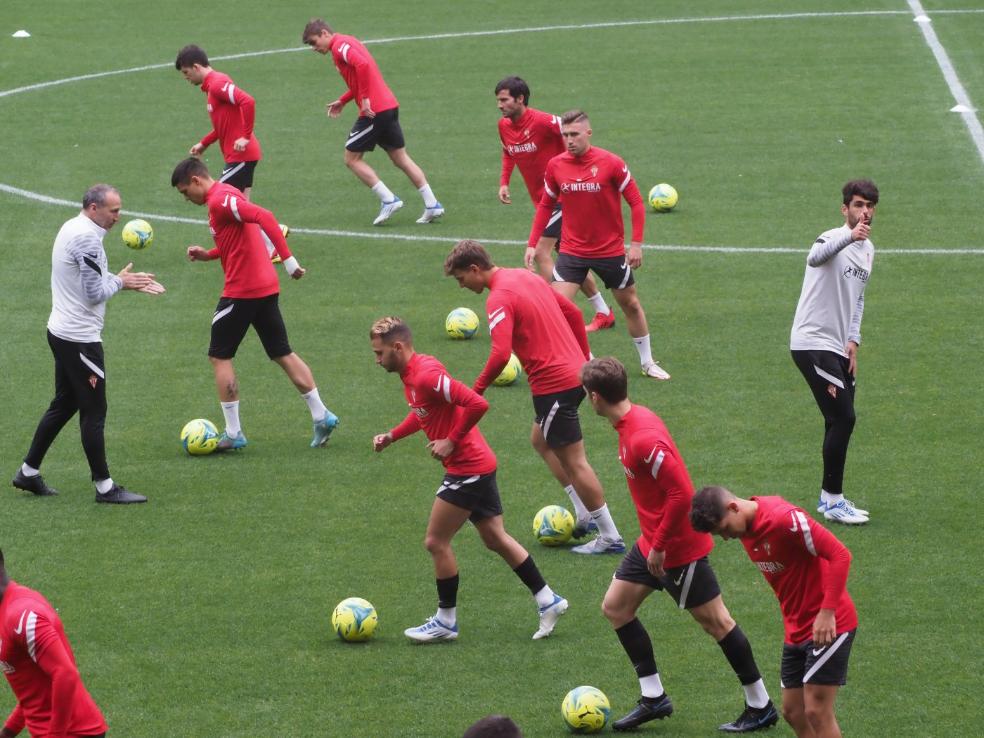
[
  {"x1": 180, "y1": 418, "x2": 219, "y2": 456},
  {"x1": 122, "y1": 218, "x2": 154, "y2": 250},
  {"x1": 533, "y1": 505, "x2": 575, "y2": 546},
  {"x1": 331, "y1": 597, "x2": 379, "y2": 642},
  {"x1": 562, "y1": 686, "x2": 611, "y2": 733},
  {"x1": 493, "y1": 353, "x2": 523, "y2": 386},
  {"x1": 445, "y1": 307, "x2": 480, "y2": 339},
  {"x1": 648, "y1": 183, "x2": 678, "y2": 212}
]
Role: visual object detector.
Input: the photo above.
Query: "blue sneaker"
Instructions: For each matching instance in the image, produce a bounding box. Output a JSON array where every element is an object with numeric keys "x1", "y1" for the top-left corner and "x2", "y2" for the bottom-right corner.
[
  {"x1": 571, "y1": 536, "x2": 626, "y2": 555},
  {"x1": 404, "y1": 616, "x2": 458, "y2": 643},
  {"x1": 818, "y1": 495, "x2": 869, "y2": 517},
  {"x1": 533, "y1": 594, "x2": 568, "y2": 640},
  {"x1": 311, "y1": 411, "x2": 339, "y2": 448},
  {"x1": 216, "y1": 431, "x2": 247, "y2": 451},
  {"x1": 572, "y1": 518, "x2": 599, "y2": 539}
]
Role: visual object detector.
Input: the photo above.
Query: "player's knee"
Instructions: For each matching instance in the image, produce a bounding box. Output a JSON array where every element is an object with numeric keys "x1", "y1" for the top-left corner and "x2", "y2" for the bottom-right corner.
[
  {"x1": 601, "y1": 595, "x2": 630, "y2": 625},
  {"x1": 804, "y1": 704, "x2": 832, "y2": 730},
  {"x1": 423, "y1": 534, "x2": 448, "y2": 556},
  {"x1": 781, "y1": 701, "x2": 802, "y2": 726}
]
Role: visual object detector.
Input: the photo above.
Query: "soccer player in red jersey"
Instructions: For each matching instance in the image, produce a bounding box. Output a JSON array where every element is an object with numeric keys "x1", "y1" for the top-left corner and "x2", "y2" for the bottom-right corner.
[
  {"x1": 370, "y1": 317, "x2": 568, "y2": 642},
  {"x1": 0, "y1": 549, "x2": 108, "y2": 738},
  {"x1": 170, "y1": 157, "x2": 338, "y2": 450},
  {"x1": 445, "y1": 240, "x2": 625, "y2": 555},
  {"x1": 302, "y1": 19, "x2": 443, "y2": 226},
  {"x1": 691, "y1": 486, "x2": 859, "y2": 738},
  {"x1": 494, "y1": 76, "x2": 613, "y2": 331},
  {"x1": 581, "y1": 358, "x2": 777, "y2": 733},
  {"x1": 529, "y1": 110, "x2": 670, "y2": 380},
  {"x1": 175, "y1": 45, "x2": 287, "y2": 261}
]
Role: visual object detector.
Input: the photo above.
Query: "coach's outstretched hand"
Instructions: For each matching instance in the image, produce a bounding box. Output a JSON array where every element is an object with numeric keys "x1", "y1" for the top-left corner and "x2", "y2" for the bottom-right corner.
[{"x1": 118, "y1": 263, "x2": 162, "y2": 294}]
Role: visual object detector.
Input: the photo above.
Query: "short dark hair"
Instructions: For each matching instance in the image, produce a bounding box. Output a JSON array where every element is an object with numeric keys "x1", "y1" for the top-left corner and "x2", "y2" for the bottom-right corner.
[
  {"x1": 171, "y1": 157, "x2": 210, "y2": 187},
  {"x1": 560, "y1": 109, "x2": 589, "y2": 126},
  {"x1": 494, "y1": 76, "x2": 530, "y2": 106},
  {"x1": 82, "y1": 184, "x2": 119, "y2": 209},
  {"x1": 303, "y1": 18, "x2": 333, "y2": 42},
  {"x1": 689, "y1": 485, "x2": 734, "y2": 533},
  {"x1": 445, "y1": 239, "x2": 494, "y2": 275},
  {"x1": 580, "y1": 357, "x2": 628, "y2": 404},
  {"x1": 842, "y1": 179, "x2": 879, "y2": 205},
  {"x1": 462, "y1": 715, "x2": 523, "y2": 738},
  {"x1": 175, "y1": 44, "x2": 209, "y2": 70},
  {"x1": 370, "y1": 316, "x2": 413, "y2": 345}
]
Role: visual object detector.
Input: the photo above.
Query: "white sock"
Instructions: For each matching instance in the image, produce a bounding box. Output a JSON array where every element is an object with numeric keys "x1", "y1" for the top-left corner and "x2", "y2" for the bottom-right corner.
[
  {"x1": 742, "y1": 678, "x2": 770, "y2": 709},
  {"x1": 21, "y1": 463, "x2": 39, "y2": 477},
  {"x1": 639, "y1": 673, "x2": 664, "y2": 699},
  {"x1": 820, "y1": 489, "x2": 843, "y2": 506},
  {"x1": 95, "y1": 478, "x2": 114, "y2": 494},
  {"x1": 437, "y1": 607, "x2": 456, "y2": 626},
  {"x1": 260, "y1": 230, "x2": 276, "y2": 258},
  {"x1": 371, "y1": 181, "x2": 396, "y2": 203},
  {"x1": 221, "y1": 401, "x2": 241, "y2": 436},
  {"x1": 418, "y1": 183, "x2": 438, "y2": 208},
  {"x1": 565, "y1": 484, "x2": 590, "y2": 521},
  {"x1": 301, "y1": 388, "x2": 328, "y2": 421},
  {"x1": 589, "y1": 504, "x2": 621, "y2": 541},
  {"x1": 533, "y1": 585, "x2": 556, "y2": 609},
  {"x1": 633, "y1": 334, "x2": 655, "y2": 366},
  {"x1": 587, "y1": 292, "x2": 610, "y2": 315}
]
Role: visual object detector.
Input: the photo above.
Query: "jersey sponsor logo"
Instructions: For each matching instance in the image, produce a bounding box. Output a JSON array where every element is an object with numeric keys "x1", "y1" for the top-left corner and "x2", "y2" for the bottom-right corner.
[
  {"x1": 842, "y1": 264, "x2": 870, "y2": 282},
  {"x1": 560, "y1": 182, "x2": 602, "y2": 193},
  {"x1": 411, "y1": 405, "x2": 428, "y2": 419},
  {"x1": 755, "y1": 560, "x2": 785, "y2": 574},
  {"x1": 506, "y1": 142, "x2": 538, "y2": 154}
]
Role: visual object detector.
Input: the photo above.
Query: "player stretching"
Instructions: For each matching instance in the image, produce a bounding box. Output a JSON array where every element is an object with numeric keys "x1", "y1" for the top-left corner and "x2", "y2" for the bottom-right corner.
[
  {"x1": 171, "y1": 157, "x2": 338, "y2": 450},
  {"x1": 582, "y1": 358, "x2": 777, "y2": 733},
  {"x1": 691, "y1": 486, "x2": 859, "y2": 738},
  {"x1": 529, "y1": 110, "x2": 670, "y2": 379},
  {"x1": 790, "y1": 180, "x2": 878, "y2": 525},
  {"x1": 445, "y1": 240, "x2": 625, "y2": 555},
  {"x1": 494, "y1": 76, "x2": 613, "y2": 331},
  {"x1": 0, "y1": 549, "x2": 108, "y2": 738},
  {"x1": 370, "y1": 317, "x2": 568, "y2": 642},
  {"x1": 175, "y1": 45, "x2": 288, "y2": 260},
  {"x1": 302, "y1": 19, "x2": 443, "y2": 226}
]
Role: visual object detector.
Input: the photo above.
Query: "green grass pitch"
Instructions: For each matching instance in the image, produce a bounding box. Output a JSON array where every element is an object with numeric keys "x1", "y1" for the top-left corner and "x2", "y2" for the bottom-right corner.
[{"x1": 1, "y1": 1, "x2": 982, "y2": 735}]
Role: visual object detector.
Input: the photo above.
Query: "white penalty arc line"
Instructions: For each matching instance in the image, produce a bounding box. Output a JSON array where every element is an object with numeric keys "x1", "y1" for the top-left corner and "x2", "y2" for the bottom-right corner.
[
  {"x1": 3, "y1": 183, "x2": 980, "y2": 256},
  {"x1": 3, "y1": 8, "x2": 984, "y2": 99}
]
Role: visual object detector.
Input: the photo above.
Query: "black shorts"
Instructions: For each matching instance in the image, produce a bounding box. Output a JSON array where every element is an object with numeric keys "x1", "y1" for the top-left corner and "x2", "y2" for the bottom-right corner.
[
  {"x1": 219, "y1": 160, "x2": 258, "y2": 191},
  {"x1": 791, "y1": 350, "x2": 857, "y2": 406},
  {"x1": 540, "y1": 205, "x2": 562, "y2": 241},
  {"x1": 554, "y1": 252, "x2": 635, "y2": 290},
  {"x1": 532, "y1": 385, "x2": 585, "y2": 449},
  {"x1": 45, "y1": 330, "x2": 108, "y2": 414},
  {"x1": 345, "y1": 107, "x2": 405, "y2": 152},
  {"x1": 614, "y1": 545, "x2": 721, "y2": 610},
  {"x1": 781, "y1": 628, "x2": 857, "y2": 687},
  {"x1": 436, "y1": 471, "x2": 503, "y2": 522},
  {"x1": 208, "y1": 294, "x2": 292, "y2": 360}
]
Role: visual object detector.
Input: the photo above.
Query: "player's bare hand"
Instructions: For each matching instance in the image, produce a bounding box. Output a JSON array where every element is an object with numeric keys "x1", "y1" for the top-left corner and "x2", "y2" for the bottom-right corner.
[
  {"x1": 187, "y1": 245, "x2": 211, "y2": 261},
  {"x1": 189, "y1": 143, "x2": 205, "y2": 157},
  {"x1": 372, "y1": 433, "x2": 393, "y2": 452},
  {"x1": 326, "y1": 100, "x2": 343, "y2": 118},
  {"x1": 498, "y1": 185, "x2": 511, "y2": 205},
  {"x1": 851, "y1": 216, "x2": 870, "y2": 242},
  {"x1": 846, "y1": 341, "x2": 859, "y2": 377},
  {"x1": 524, "y1": 247, "x2": 538, "y2": 271},
  {"x1": 427, "y1": 438, "x2": 455, "y2": 460},
  {"x1": 812, "y1": 609, "x2": 837, "y2": 647},
  {"x1": 233, "y1": 137, "x2": 249, "y2": 152},
  {"x1": 138, "y1": 279, "x2": 166, "y2": 295},
  {"x1": 627, "y1": 244, "x2": 643, "y2": 269},
  {"x1": 289, "y1": 265, "x2": 306, "y2": 280},
  {"x1": 646, "y1": 549, "x2": 666, "y2": 578},
  {"x1": 117, "y1": 263, "x2": 155, "y2": 290},
  {"x1": 360, "y1": 98, "x2": 375, "y2": 118}
]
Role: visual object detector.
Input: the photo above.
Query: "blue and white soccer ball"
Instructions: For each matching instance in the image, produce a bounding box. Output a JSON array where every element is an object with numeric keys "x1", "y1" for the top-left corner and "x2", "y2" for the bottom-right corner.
[
  {"x1": 562, "y1": 686, "x2": 611, "y2": 733},
  {"x1": 493, "y1": 353, "x2": 523, "y2": 386},
  {"x1": 533, "y1": 505, "x2": 575, "y2": 546},
  {"x1": 331, "y1": 597, "x2": 379, "y2": 642},
  {"x1": 647, "y1": 183, "x2": 678, "y2": 212},
  {"x1": 180, "y1": 418, "x2": 219, "y2": 456},
  {"x1": 446, "y1": 307, "x2": 480, "y2": 339},
  {"x1": 122, "y1": 218, "x2": 154, "y2": 250}
]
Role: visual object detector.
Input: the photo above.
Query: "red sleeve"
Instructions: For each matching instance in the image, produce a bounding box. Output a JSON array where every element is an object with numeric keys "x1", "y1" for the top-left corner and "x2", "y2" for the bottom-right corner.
[
  {"x1": 199, "y1": 130, "x2": 218, "y2": 149},
  {"x1": 806, "y1": 517, "x2": 853, "y2": 610},
  {"x1": 390, "y1": 412, "x2": 421, "y2": 441},
  {"x1": 554, "y1": 291, "x2": 591, "y2": 360},
  {"x1": 622, "y1": 179, "x2": 645, "y2": 243},
  {"x1": 30, "y1": 615, "x2": 82, "y2": 738},
  {"x1": 230, "y1": 198, "x2": 292, "y2": 261},
  {"x1": 4, "y1": 703, "x2": 24, "y2": 734},
  {"x1": 338, "y1": 90, "x2": 354, "y2": 106},
  {"x1": 645, "y1": 445, "x2": 689, "y2": 552},
  {"x1": 231, "y1": 86, "x2": 256, "y2": 138},
  {"x1": 346, "y1": 45, "x2": 374, "y2": 103},
  {"x1": 500, "y1": 150, "x2": 515, "y2": 187},
  {"x1": 473, "y1": 295, "x2": 514, "y2": 395},
  {"x1": 445, "y1": 377, "x2": 489, "y2": 443}
]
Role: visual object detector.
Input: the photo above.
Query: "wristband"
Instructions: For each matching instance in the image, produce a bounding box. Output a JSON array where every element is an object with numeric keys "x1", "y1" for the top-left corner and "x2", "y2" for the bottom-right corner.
[{"x1": 283, "y1": 256, "x2": 300, "y2": 274}]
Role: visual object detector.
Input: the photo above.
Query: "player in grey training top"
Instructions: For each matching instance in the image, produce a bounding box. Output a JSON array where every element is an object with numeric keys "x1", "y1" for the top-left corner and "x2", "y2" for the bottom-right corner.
[
  {"x1": 789, "y1": 179, "x2": 878, "y2": 526},
  {"x1": 11, "y1": 184, "x2": 164, "y2": 504}
]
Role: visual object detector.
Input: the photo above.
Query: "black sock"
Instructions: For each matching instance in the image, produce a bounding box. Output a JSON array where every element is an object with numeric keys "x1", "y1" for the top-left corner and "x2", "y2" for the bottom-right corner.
[
  {"x1": 436, "y1": 574, "x2": 459, "y2": 609},
  {"x1": 718, "y1": 625, "x2": 762, "y2": 685},
  {"x1": 512, "y1": 555, "x2": 547, "y2": 595},
  {"x1": 615, "y1": 618, "x2": 658, "y2": 678}
]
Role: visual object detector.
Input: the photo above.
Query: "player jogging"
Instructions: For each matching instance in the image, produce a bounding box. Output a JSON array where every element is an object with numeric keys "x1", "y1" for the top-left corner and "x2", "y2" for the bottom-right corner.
[
  {"x1": 170, "y1": 157, "x2": 338, "y2": 450},
  {"x1": 581, "y1": 358, "x2": 777, "y2": 733},
  {"x1": 529, "y1": 110, "x2": 670, "y2": 380},
  {"x1": 691, "y1": 486, "x2": 859, "y2": 738},
  {"x1": 370, "y1": 317, "x2": 568, "y2": 642},
  {"x1": 494, "y1": 76, "x2": 613, "y2": 332},
  {"x1": 0, "y1": 549, "x2": 108, "y2": 738},
  {"x1": 445, "y1": 239, "x2": 625, "y2": 555},
  {"x1": 175, "y1": 45, "x2": 288, "y2": 261},
  {"x1": 302, "y1": 19, "x2": 443, "y2": 226},
  {"x1": 790, "y1": 180, "x2": 878, "y2": 525}
]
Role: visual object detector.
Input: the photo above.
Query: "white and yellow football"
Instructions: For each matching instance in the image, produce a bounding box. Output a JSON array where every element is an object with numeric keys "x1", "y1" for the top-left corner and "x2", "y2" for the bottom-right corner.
[
  {"x1": 445, "y1": 307, "x2": 480, "y2": 339},
  {"x1": 562, "y1": 686, "x2": 611, "y2": 733},
  {"x1": 331, "y1": 597, "x2": 379, "y2": 642},
  {"x1": 647, "y1": 183, "x2": 678, "y2": 212},
  {"x1": 122, "y1": 218, "x2": 154, "y2": 250},
  {"x1": 180, "y1": 418, "x2": 219, "y2": 456},
  {"x1": 493, "y1": 353, "x2": 523, "y2": 386},
  {"x1": 533, "y1": 505, "x2": 575, "y2": 546}
]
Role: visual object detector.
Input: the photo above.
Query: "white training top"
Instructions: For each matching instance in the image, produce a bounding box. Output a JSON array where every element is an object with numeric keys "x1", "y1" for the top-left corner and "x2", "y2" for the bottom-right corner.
[
  {"x1": 789, "y1": 224, "x2": 874, "y2": 357},
  {"x1": 47, "y1": 212, "x2": 123, "y2": 343}
]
